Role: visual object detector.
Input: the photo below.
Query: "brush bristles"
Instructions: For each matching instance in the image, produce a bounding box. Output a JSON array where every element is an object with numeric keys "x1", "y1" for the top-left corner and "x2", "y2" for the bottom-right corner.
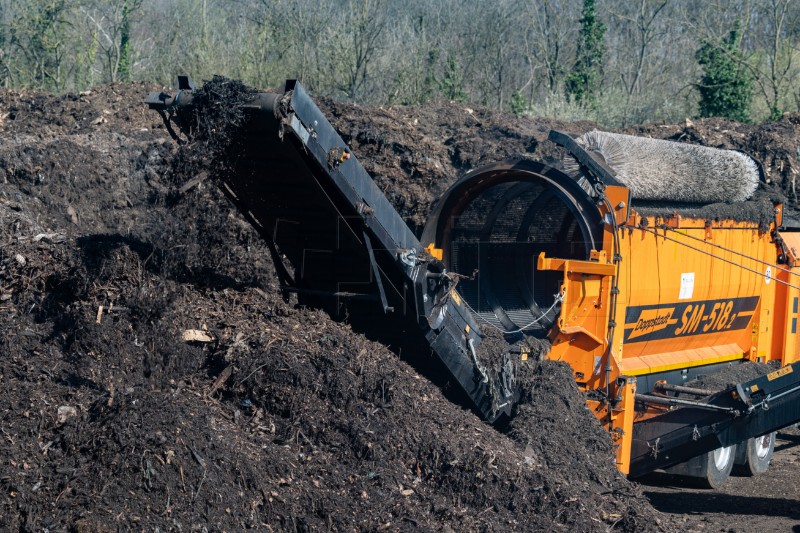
[{"x1": 574, "y1": 130, "x2": 759, "y2": 203}]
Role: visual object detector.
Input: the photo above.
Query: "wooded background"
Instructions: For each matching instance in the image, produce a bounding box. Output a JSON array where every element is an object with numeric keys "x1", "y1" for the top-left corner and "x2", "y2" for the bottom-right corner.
[{"x1": 1, "y1": 0, "x2": 798, "y2": 126}]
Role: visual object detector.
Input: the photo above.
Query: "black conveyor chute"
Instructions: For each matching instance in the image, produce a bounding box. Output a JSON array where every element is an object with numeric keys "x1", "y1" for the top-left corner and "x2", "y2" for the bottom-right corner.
[
  {"x1": 629, "y1": 360, "x2": 800, "y2": 477},
  {"x1": 146, "y1": 80, "x2": 515, "y2": 423}
]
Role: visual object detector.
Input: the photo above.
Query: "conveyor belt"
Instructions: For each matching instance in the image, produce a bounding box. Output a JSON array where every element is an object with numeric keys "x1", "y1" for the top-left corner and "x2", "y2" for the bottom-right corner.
[
  {"x1": 629, "y1": 360, "x2": 800, "y2": 477},
  {"x1": 146, "y1": 80, "x2": 516, "y2": 422}
]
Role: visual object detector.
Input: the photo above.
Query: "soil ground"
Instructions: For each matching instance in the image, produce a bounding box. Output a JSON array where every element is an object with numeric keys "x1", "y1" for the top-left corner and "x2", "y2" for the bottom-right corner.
[{"x1": 0, "y1": 80, "x2": 799, "y2": 532}]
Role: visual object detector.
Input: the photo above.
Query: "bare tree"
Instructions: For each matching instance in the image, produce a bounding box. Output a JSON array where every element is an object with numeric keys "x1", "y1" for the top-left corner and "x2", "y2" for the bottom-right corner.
[
  {"x1": 523, "y1": 0, "x2": 578, "y2": 98},
  {"x1": 80, "y1": 0, "x2": 143, "y2": 83},
  {"x1": 2, "y1": 0, "x2": 74, "y2": 90},
  {"x1": 751, "y1": 0, "x2": 799, "y2": 119},
  {"x1": 607, "y1": 0, "x2": 672, "y2": 124}
]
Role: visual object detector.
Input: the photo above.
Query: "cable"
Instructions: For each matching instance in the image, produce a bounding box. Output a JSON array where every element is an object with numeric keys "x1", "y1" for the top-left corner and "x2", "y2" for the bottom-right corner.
[
  {"x1": 460, "y1": 291, "x2": 564, "y2": 335},
  {"x1": 601, "y1": 195, "x2": 622, "y2": 431},
  {"x1": 638, "y1": 226, "x2": 800, "y2": 292},
  {"x1": 656, "y1": 223, "x2": 800, "y2": 280}
]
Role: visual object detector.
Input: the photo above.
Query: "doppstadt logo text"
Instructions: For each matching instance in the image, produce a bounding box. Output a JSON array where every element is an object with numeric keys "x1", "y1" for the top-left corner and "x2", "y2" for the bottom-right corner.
[
  {"x1": 627, "y1": 308, "x2": 676, "y2": 340},
  {"x1": 624, "y1": 297, "x2": 759, "y2": 343}
]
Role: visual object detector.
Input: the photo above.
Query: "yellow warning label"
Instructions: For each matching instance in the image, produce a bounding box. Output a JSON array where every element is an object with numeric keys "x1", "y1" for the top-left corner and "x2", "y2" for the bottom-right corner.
[
  {"x1": 767, "y1": 365, "x2": 793, "y2": 381},
  {"x1": 451, "y1": 290, "x2": 462, "y2": 306}
]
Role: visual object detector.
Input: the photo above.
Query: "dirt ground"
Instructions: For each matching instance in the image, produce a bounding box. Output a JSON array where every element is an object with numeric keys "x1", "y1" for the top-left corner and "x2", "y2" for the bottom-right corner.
[{"x1": 0, "y1": 80, "x2": 799, "y2": 532}]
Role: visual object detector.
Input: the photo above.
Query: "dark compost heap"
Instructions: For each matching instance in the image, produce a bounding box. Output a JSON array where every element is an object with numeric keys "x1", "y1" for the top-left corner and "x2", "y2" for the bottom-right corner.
[{"x1": 2, "y1": 79, "x2": 799, "y2": 532}]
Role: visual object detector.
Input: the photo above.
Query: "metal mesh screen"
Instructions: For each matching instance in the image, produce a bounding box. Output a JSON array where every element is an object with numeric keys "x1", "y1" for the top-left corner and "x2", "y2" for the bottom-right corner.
[{"x1": 449, "y1": 180, "x2": 588, "y2": 335}]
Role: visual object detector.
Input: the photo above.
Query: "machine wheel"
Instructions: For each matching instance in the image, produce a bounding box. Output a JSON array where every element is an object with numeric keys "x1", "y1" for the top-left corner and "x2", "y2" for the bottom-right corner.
[
  {"x1": 700, "y1": 444, "x2": 736, "y2": 489},
  {"x1": 733, "y1": 433, "x2": 775, "y2": 476},
  {"x1": 664, "y1": 443, "x2": 735, "y2": 489}
]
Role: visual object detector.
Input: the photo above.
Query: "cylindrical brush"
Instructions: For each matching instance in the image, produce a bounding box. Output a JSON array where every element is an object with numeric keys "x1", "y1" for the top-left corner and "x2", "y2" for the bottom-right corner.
[{"x1": 572, "y1": 130, "x2": 759, "y2": 203}]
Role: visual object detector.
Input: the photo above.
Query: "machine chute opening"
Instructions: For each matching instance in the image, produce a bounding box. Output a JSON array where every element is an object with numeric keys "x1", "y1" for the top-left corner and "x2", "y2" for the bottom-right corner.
[{"x1": 431, "y1": 165, "x2": 599, "y2": 337}]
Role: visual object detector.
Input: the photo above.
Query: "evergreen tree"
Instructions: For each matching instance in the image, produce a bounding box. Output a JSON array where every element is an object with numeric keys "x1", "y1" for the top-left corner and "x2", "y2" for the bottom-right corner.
[
  {"x1": 696, "y1": 22, "x2": 753, "y2": 122},
  {"x1": 117, "y1": 0, "x2": 133, "y2": 82},
  {"x1": 565, "y1": 0, "x2": 605, "y2": 106},
  {"x1": 510, "y1": 89, "x2": 527, "y2": 115},
  {"x1": 441, "y1": 56, "x2": 466, "y2": 102}
]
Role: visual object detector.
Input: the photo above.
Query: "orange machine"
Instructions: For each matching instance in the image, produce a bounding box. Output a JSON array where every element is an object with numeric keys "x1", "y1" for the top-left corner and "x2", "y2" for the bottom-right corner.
[
  {"x1": 547, "y1": 208, "x2": 800, "y2": 476},
  {"x1": 421, "y1": 132, "x2": 800, "y2": 482}
]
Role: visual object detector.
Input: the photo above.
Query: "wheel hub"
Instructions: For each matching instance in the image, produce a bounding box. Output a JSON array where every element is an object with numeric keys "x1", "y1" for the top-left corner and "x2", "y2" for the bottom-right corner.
[
  {"x1": 713, "y1": 445, "x2": 734, "y2": 470},
  {"x1": 754, "y1": 435, "x2": 771, "y2": 460}
]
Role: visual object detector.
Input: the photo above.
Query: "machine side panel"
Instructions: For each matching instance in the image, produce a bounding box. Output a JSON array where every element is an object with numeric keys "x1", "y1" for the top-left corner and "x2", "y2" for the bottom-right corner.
[{"x1": 614, "y1": 222, "x2": 778, "y2": 379}]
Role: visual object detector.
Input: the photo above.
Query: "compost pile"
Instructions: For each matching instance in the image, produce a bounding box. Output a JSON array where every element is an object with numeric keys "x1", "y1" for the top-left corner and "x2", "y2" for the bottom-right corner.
[{"x1": 2, "y1": 80, "x2": 800, "y2": 532}]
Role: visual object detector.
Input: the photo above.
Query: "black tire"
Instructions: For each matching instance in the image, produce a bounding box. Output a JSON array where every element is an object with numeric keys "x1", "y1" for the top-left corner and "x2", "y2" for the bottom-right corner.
[
  {"x1": 664, "y1": 444, "x2": 735, "y2": 489},
  {"x1": 699, "y1": 444, "x2": 736, "y2": 489},
  {"x1": 733, "y1": 433, "x2": 775, "y2": 476}
]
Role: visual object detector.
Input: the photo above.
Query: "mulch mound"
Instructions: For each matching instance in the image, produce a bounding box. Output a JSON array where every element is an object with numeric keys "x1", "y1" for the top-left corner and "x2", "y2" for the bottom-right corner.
[{"x1": 2, "y1": 79, "x2": 799, "y2": 531}]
